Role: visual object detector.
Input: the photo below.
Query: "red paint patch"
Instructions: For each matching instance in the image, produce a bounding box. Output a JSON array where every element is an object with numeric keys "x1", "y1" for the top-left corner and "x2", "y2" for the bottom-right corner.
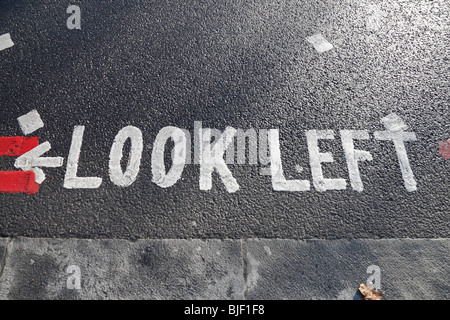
[
  {"x1": 0, "y1": 137, "x2": 40, "y2": 194},
  {"x1": 439, "y1": 139, "x2": 450, "y2": 160},
  {"x1": 0, "y1": 137, "x2": 39, "y2": 156},
  {"x1": 0, "y1": 171, "x2": 39, "y2": 194}
]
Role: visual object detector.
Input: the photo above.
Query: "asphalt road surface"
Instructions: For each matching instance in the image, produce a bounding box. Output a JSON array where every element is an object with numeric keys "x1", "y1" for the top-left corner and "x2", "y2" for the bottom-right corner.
[{"x1": 0, "y1": 0, "x2": 448, "y2": 240}]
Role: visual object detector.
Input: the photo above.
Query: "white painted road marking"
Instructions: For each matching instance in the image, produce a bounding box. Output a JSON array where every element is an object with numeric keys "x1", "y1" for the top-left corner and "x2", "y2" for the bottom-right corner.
[
  {"x1": 305, "y1": 33, "x2": 333, "y2": 53},
  {"x1": 109, "y1": 126, "x2": 143, "y2": 187},
  {"x1": 151, "y1": 126, "x2": 187, "y2": 188},
  {"x1": 306, "y1": 130, "x2": 347, "y2": 192},
  {"x1": 0, "y1": 33, "x2": 14, "y2": 51},
  {"x1": 5, "y1": 110, "x2": 421, "y2": 193},
  {"x1": 17, "y1": 110, "x2": 44, "y2": 135},
  {"x1": 269, "y1": 129, "x2": 310, "y2": 192},
  {"x1": 14, "y1": 142, "x2": 64, "y2": 184},
  {"x1": 199, "y1": 127, "x2": 239, "y2": 193},
  {"x1": 64, "y1": 126, "x2": 102, "y2": 189},
  {"x1": 14, "y1": 110, "x2": 62, "y2": 185},
  {"x1": 341, "y1": 130, "x2": 373, "y2": 192},
  {"x1": 374, "y1": 113, "x2": 418, "y2": 192}
]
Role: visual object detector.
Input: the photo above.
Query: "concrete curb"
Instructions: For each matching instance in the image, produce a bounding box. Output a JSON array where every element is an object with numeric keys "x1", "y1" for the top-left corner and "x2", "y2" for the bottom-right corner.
[{"x1": 0, "y1": 237, "x2": 448, "y2": 300}]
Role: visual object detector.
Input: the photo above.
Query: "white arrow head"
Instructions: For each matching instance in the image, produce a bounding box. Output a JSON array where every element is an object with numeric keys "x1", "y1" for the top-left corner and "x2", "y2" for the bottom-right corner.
[{"x1": 15, "y1": 141, "x2": 64, "y2": 184}]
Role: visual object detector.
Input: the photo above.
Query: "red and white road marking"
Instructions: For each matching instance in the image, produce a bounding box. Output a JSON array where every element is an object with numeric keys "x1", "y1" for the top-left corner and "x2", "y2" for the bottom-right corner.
[
  {"x1": 14, "y1": 141, "x2": 64, "y2": 184},
  {"x1": 0, "y1": 110, "x2": 64, "y2": 193},
  {"x1": 0, "y1": 111, "x2": 427, "y2": 194},
  {"x1": 0, "y1": 137, "x2": 40, "y2": 194}
]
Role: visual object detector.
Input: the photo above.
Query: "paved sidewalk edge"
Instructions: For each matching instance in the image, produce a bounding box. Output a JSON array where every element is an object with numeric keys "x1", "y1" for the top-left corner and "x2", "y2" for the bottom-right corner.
[{"x1": 0, "y1": 237, "x2": 448, "y2": 300}]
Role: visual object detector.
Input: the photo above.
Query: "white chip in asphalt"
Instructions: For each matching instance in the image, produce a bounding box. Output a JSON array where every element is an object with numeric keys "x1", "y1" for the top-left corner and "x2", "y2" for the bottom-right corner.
[
  {"x1": 305, "y1": 33, "x2": 333, "y2": 53},
  {"x1": 0, "y1": 33, "x2": 14, "y2": 51}
]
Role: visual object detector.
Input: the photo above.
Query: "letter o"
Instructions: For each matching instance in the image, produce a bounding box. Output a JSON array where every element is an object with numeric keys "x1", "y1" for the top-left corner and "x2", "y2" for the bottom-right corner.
[
  {"x1": 109, "y1": 126, "x2": 143, "y2": 187},
  {"x1": 151, "y1": 126, "x2": 187, "y2": 188}
]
